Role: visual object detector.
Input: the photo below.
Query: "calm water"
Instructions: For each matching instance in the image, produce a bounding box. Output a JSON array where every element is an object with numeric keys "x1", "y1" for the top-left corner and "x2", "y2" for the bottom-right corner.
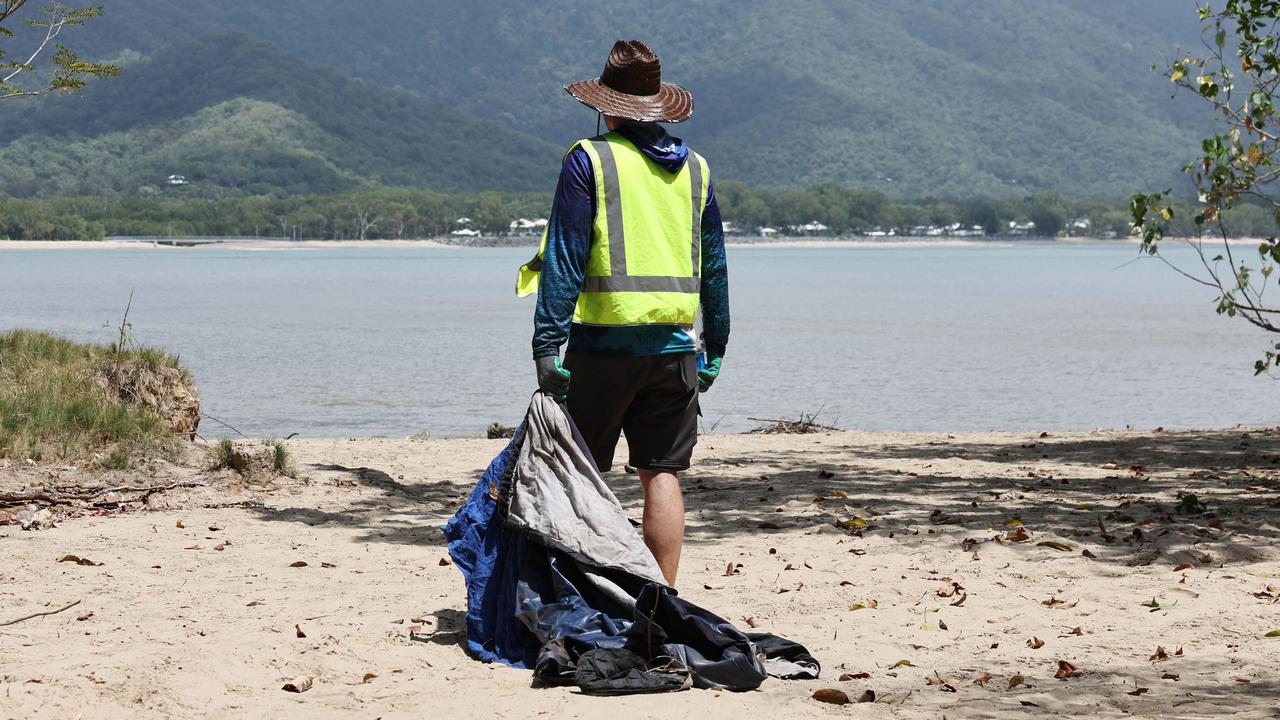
[{"x1": 0, "y1": 243, "x2": 1273, "y2": 437}]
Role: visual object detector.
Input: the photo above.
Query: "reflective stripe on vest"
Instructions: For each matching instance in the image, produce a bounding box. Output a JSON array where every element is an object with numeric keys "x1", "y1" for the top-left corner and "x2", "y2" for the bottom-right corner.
[{"x1": 573, "y1": 133, "x2": 708, "y2": 327}]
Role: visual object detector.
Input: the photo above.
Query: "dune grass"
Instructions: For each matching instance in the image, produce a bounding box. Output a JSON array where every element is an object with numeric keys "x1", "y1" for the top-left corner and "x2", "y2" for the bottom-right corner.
[
  {"x1": 0, "y1": 329, "x2": 187, "y2": 469},
  {"x1": 207, "y1": 437, "x2": 235, "y2": 471},
  {"x1": 266, "y1": 439, "x2": 297, "y2": 478}
]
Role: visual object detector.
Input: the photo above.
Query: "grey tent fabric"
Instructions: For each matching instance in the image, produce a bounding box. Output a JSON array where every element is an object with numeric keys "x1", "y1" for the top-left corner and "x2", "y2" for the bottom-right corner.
[
  {"x1": 507, "y1": 394, "x2": 667, "y2": 585},
  {"x1": 444, "y1": 393, "x2": 820, "y2": 692}
]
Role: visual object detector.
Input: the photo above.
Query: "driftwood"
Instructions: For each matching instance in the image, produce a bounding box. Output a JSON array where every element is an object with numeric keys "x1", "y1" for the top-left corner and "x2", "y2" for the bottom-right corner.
[
  {"x1": 747, "y1": 409, "x2": 841, "y2": 435},
  {"x1": 0, "y1": 600, "x2": 81, "y2": 627},
  {"x1": 0, "y1": 480, "x2": 207, "y2": 508}
]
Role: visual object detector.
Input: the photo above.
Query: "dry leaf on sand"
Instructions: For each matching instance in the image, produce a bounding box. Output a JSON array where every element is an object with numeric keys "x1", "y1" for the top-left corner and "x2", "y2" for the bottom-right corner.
[
  {"x1": 1004, "y1": 527, "x2": 1032, "y2": 543},
  {"x1": 812, "y1": 688, "x2": 850, "y2": 705},
  {"x1": 56, "y1": 555, "x2": 102, "y2": 566},
  {"x1": 1054, "y1": 660, "x2": 1083, "y2": 680}
]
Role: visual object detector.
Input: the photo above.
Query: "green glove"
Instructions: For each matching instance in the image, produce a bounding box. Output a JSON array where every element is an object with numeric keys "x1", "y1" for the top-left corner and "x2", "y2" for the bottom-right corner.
[
  {"x1": 698, "y1": 353, "x2": 723, "y2": 393},
  {"x1": 535, "y1": 355, "x2": 571, "y2": 402}
]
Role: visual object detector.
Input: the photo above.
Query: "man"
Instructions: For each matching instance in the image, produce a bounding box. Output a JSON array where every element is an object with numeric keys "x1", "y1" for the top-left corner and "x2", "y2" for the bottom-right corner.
[{"x1": 516, "y1": 40, "x2": 729, "y2": 587}]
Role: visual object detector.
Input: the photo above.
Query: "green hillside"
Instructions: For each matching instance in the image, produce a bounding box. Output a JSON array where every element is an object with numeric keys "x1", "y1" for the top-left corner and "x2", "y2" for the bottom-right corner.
[
  {"x1": 0, "y1": 33, "x2": 559, "y2": 196},
  {"x1": 7, "y1": 0, "x2": 1207, "y2": 198}
]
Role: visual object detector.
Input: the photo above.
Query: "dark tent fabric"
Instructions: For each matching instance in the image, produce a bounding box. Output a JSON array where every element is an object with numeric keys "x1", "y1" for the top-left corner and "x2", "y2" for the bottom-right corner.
[{"x1": 443, "y1": 394, "x2": 818, "y2": 693}]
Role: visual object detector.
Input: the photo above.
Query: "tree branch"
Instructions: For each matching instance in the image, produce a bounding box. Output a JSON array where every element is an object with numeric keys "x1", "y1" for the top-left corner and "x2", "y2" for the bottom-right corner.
[
  {"x1": 0, "y1": 480, "x2": 208, "y2": 507},
  {"x1": 0, "y1": 0, "x2": 31, "y2": 27},
  {"x1": 1, "y1": 6, "x2": 67, "y2": 85}
]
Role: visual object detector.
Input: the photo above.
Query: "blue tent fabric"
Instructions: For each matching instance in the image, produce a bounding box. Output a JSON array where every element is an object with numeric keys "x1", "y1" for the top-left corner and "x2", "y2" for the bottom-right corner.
[
  {"x1": 442, "y1": 423, "x2": 541, "y2": 667},
  {"x1": 443, "y1": 396, "x2": 819, "y2": 692}
]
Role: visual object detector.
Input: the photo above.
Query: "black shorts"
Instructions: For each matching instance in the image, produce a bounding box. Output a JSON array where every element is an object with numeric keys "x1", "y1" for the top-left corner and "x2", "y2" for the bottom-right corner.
[{"x1": 562, "y1": 352, "x2": 699, "y2": 473}]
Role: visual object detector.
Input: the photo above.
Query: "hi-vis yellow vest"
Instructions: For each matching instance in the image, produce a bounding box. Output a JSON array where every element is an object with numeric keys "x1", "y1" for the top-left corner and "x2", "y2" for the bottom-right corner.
[{"x1": 517, "y1": 131, "x2": 709, "y2": 328}]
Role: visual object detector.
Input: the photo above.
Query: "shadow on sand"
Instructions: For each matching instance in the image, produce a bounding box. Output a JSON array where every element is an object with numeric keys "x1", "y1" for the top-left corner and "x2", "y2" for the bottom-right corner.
[
  {"x1": 604, "y1": 428, "x2": 1280, "y2": 568},
  {"x1": 248, "y1": 430, "x2": 1279, "y2": 569},
  {"x1": 249, "y1": 462, "x2": 483, "y2": 546}
]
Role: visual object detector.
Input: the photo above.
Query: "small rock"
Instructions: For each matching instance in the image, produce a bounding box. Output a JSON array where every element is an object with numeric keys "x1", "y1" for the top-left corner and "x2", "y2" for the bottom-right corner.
[{"x1": 229, "y1": 441, "x2": 276, "y2": 482}]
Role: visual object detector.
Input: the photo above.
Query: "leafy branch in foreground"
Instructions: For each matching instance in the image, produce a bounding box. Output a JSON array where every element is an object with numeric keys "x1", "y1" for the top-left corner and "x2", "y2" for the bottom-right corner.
[
  {"x1": 1131, "y1": 0, "x2": 1280, "y2": 374},
  {"x1": 0, "y1": 0, "x2": 118, "y2": 101}
]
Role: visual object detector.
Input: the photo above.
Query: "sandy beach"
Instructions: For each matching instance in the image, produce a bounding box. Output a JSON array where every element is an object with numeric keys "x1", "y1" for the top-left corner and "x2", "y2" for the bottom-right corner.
[{"x1": 3, "y1": 428, "x2": 1278, "y2": 718}]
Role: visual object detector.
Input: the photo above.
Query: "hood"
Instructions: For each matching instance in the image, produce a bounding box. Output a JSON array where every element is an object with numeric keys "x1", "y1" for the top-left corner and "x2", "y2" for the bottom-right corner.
[{"x1": 615, "y1": 122, "x2": 688, "y2": 173}]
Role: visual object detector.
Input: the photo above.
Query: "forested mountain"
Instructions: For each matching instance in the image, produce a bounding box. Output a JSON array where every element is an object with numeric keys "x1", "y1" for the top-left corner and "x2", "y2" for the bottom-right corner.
[
  {"x1": 1, "y1": 1, "x2": 1207, "y2": 197},
  {"x1": 0, "y1": 34, "x2": 558, "y2": 196}
]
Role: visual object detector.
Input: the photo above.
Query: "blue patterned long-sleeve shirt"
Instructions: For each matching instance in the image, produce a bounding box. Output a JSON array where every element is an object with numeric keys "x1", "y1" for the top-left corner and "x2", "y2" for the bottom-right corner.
[{"x1": 532, "y1": 122, "x2": 730, "y2": 359}]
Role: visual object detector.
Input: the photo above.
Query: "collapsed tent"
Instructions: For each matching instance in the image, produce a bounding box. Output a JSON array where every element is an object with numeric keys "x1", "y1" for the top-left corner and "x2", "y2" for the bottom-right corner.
[{"x1": 443, "y1": 394, "x2": 819, "y2": 694}]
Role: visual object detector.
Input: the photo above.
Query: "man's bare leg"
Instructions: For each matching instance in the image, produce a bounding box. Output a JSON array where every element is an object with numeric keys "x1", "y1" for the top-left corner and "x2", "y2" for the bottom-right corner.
[{"x1": 638, "y1": 469, "x2": 685, "y2": 586}]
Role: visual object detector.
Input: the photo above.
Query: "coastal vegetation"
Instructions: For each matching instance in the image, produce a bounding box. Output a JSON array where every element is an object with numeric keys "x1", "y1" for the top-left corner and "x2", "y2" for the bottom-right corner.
[
  {"x1": 3, "y1": 184, "x2": 1277, "y2": 242},
  {"x1": 0, "y1": 329, "x2": 194, "y2": 468}
]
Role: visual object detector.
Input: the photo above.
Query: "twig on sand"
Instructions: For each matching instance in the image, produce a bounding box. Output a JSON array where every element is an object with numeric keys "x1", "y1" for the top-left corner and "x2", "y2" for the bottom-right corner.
[{"x1": 0, "y1": 600, "x2": 81, "y2": 627}]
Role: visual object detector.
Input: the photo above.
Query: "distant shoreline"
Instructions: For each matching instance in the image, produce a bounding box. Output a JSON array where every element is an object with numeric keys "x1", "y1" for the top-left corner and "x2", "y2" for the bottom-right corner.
[
  {"x1": 0, "y1": 238, "x2": 453, "y2": 250},
  {"x1": 0, "y1": 235, "x2": 1261, "y2": 250}
]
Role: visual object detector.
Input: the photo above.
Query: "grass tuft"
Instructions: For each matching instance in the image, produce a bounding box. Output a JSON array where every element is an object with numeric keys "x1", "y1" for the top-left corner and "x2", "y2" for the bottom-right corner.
[
  {"x1": 266, "y1": 438, "x2": 297, "y2": 478},
  {"x1": 207, "y1": 438, "x2": 235, "y2": 471},
  {"x1": 0, "y1": 329, "x2": 188, "y2": 468}
]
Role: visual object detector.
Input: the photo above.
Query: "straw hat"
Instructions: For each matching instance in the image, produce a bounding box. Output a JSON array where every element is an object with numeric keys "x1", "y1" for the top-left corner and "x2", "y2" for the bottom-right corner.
[{"x1": 564, "y1": 40, "x2": 693, "y2": 123}]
